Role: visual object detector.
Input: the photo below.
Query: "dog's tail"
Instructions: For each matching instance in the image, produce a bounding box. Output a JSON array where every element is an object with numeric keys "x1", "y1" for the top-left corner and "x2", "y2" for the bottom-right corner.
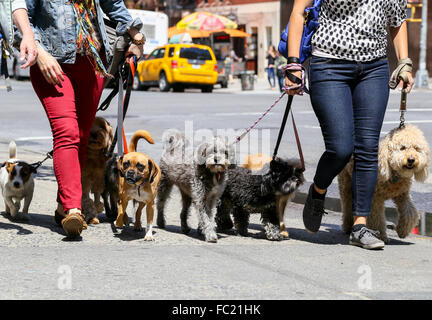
[
  {"x1": 128, "y1": 130, "x2": 154, "y2": 153},
  {"x1": 8, "y1": 141, "x2": 17, "y2": 159}
]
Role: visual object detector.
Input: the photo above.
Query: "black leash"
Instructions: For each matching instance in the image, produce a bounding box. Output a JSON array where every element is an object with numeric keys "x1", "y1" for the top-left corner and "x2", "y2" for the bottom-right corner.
[
  {"x1": 272, "y1": 68, "x2": 305, "y2": 171},
  {"x1": 272, "y1": 95, "x2": 293, "y2": 160},
  {"x1": 30, "y1": 150, "x2": 53, "y2": 171}
]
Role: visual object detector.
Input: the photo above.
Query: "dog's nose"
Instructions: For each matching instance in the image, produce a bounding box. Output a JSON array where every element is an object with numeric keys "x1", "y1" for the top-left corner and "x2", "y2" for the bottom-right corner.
[
  {"x1": 13, "y1": 182, "x2": 20, "y2": 188},
  {"x1": 407, "y1": 157, "x2": 415, "y2": 165},
  {"x1": 214, "y1": 156, "x2": 221, "y2": 164}
]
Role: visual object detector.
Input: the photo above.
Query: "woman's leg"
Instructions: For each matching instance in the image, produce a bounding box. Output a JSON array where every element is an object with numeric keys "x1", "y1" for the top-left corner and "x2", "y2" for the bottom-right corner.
[
  {"x1": 69, "y1": 55, "x2": 105, "y2": 169},
  {"x1": 302, "y1": 57, "x2": 356, "y2": 233},
  {"x1": 310, "y1": 75, "x2": 355, "y2": 189},
  {"x1": 30, "y1": 64, "x2": 83, "y2": 211},
  {"x1": 267, "y1": 67, "x2": 273, "y2": 87},
  {"x1": 351, "y1": 59, "x2": 390, "y2": 218},
  {"x1": 271, "y1": 68, "x2": 276, "y2": 88}
]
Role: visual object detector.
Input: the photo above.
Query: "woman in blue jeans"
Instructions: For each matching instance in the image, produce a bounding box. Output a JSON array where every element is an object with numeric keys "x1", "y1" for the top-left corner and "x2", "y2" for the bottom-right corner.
[
  {"x1": 266, "y1": 45, "x2": 276, "y2": 89},
  {"x1": 285, "y1": 0, "x2": 414, "y2": 249}
]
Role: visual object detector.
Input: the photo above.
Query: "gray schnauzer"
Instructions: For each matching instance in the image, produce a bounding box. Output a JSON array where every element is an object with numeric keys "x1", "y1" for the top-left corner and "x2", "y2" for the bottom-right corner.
[
  {"x1": 215, "y1": 157, "x2": 305, "y2": 240},
  {"x1": 156, "y1": 129, "x2": 233, "y2": 243}
]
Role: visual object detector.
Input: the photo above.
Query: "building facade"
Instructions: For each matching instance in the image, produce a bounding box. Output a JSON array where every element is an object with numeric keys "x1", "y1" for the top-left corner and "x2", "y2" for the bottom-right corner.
[{"x1": 196, "y1": 0, "x2": 281, "y2": 77}]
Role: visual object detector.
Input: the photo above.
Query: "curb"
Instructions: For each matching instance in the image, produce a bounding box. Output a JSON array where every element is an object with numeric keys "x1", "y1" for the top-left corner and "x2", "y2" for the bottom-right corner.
[{"x1": 292, "y1": 190, "x2": 431, "y2": 236}]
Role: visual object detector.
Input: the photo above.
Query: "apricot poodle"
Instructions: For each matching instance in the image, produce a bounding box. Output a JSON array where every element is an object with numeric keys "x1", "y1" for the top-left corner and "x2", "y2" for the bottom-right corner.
[{"x1": 338, "y1": 124, "x2": 430, "y2": 243}]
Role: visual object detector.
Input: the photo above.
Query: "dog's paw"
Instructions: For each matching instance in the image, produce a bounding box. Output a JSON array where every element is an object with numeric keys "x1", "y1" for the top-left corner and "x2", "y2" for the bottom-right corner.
[
  {"x1": 182, "y1": 224, "x2": 191, "y2": 235},
  {"x1": 144, "y1": 233, "x2": 155, "y2": 241},
  {"x1": 205, "y1": 230, "x2": 218, "y2": 243},
  {"x1": 134, "y1": 224, "x2": 143, "y2": 232},
  {"x1": 265, "y1": 224, "x2": 283, "y2": 241},
  {"x1": 280, "y1": 230, "x2": 290, "y2": 239},
  {"x1": 115, "y1": 218, "x2": 124, "y2": 228},
  {"x1": 88, "y1": 217, "x2": 100, "y2": 225}
]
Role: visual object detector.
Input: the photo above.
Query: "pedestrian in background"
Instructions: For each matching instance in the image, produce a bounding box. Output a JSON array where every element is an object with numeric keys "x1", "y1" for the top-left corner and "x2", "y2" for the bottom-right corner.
[
  {"x1": 0, "y1": 0, "x2": 37, "y2": 89},
  {"x1": 275, "y1": 50, "x2": 287, "y2": 92},
  {"x1": 26, "y1": 0, "x2": 145, "y2": 238},
  {"x1": 266, "y1": 45, "x2": 276, "y2": 90},
  {"x1": 285, "y1": 0, "x2": 413, "y2": 249}
]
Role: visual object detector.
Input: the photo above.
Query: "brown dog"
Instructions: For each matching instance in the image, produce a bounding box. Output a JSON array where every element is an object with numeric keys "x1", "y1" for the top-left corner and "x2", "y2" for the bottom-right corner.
[
  {"x1": 242, "y1": 153, "x2": 292, "y2": 238},
  {"x1": 116, "y1": 130, "x2": 161, "y2": 241},
  {"x1": 81, "y1": 117, "x2": 114, "y2": 224}
]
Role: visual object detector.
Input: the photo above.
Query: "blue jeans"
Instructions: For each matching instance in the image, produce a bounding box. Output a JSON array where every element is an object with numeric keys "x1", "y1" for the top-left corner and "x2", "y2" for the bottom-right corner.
[
  {"x1": 267, "y1": 67, "x2": 275, "y2": 87},
  {"x1": 309, "y1": 56, "x2": 390, "y2": 216}
]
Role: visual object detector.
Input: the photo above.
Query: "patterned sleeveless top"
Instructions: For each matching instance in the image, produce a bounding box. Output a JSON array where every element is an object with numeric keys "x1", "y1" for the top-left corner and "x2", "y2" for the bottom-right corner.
[{"x1": 311, "y1": 0, "x2": 407, "y2": 61}]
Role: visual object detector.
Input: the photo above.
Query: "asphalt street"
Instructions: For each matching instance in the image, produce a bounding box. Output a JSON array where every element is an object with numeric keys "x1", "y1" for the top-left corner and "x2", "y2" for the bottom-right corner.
[
  {"x1": 2, "y1": 79, "x2": 432, "y2": 210},
  {"x1": 0, "y1": 79, "x2": 431, "y2": 300}
]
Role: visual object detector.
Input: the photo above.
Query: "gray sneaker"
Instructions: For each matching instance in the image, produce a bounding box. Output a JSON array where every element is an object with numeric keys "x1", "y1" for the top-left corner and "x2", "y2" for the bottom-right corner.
[{"x1": 349, "y1": 226, "x2": 385, "y2": 250}]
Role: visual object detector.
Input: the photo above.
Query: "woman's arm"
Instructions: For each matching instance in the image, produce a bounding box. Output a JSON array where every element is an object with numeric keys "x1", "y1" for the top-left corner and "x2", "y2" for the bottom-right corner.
[
  {"x1": 12, "y1": 8, "x2": 38, "y2": 68},
  {"x1": 285, "y1": 0, "x2": 312, "y2": 95},
  {"x1": 99, "y1": 0, "x2": 144, "y2": 58},
  {"x1": 287, "y1": 0, "x2": 313, "y2": 59},
  {"x1": 390, "y1": 21, "x2": 414, "y2": 93}
]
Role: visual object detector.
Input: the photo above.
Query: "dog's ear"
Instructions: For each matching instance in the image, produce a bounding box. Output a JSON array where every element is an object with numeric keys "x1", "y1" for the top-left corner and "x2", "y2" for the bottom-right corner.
[
  {"x1": 270, "y1": 158, "x2": 280, "y2": 171},
  {"x1": 414, "y1": 149, "x2": 431, "y2": 182},
  {"x1": 378, "y1": 139, "x2": 391, "y2": 181},
  {"x1": 117, "y1": 156, "x2": 125, "y2": 177},
  {"x1": 147, "y1": 158, "x2": 160, "y2": 184}
]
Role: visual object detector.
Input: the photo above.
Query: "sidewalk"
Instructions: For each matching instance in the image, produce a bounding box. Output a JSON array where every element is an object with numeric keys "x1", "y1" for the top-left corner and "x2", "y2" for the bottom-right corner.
[{"x1": 1, "y1": 143, "x2": 432, "y2": 299}]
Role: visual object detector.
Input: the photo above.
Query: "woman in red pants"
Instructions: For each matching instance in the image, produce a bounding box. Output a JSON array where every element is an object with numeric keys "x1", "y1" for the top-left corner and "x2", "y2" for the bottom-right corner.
[{"x1": 27, "y1": 0, "x2": 144, "y2": 238}]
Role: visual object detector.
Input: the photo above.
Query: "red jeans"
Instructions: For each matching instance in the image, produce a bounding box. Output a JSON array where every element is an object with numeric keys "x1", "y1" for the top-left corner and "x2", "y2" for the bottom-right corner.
[{"x1": 30, "y1": 54, "x2": 105, "y2": 212}]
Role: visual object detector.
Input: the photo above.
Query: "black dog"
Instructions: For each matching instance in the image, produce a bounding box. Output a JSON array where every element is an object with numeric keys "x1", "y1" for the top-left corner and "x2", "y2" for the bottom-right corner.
[
  {"x1": 102, "y1": 154, "x2": 120, "y2": 222},
  {"x1": 215, "y1": 157, "x2": 305, "y2": 240}
]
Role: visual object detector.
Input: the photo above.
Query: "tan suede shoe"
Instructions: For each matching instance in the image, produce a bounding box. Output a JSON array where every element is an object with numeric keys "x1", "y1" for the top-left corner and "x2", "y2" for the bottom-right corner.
[{"x1": 61, "y1": 209, "x2": 87, "y2": 237}]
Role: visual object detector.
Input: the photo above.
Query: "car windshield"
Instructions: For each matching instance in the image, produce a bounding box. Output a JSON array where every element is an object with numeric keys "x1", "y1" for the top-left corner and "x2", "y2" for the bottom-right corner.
[{"x1": 179, "y1": 47, "x2": 212, "y2": 61}]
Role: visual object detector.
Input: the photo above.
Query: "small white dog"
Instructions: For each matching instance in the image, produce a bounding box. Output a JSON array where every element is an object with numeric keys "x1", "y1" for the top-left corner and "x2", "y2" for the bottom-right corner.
[{"x1": 0, "y1": 141, "x2": 36, "y2": 220}]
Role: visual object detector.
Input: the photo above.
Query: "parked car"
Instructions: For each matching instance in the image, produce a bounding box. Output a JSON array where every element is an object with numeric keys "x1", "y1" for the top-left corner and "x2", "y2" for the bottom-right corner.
[{"x1": 134, "y1": 43, "x2": 218, "y2": 92}]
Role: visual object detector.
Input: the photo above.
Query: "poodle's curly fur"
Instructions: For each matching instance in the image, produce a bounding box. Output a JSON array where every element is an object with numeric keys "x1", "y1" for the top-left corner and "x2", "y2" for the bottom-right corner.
[{"x1": 338, "y1": 124, "x2": 431, "y2": 243}]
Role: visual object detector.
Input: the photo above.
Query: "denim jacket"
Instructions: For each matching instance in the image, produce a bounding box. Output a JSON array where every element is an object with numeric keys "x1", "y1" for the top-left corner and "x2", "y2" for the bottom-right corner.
[
  {"x1": 25, "y1": 0, "x2": 143, "y2": 64},
  {"x1": 0, "y1": 0, "x2": 27, "y2": 46}
]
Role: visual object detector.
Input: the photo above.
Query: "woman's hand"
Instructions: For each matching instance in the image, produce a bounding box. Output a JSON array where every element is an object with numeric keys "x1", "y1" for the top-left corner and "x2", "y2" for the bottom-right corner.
[
  {"x1": 397, "y1": 71, "x2": 414, "y2": 93},
  {"x1": 19, "y1": 33, "x2": 38, "y2": 69},
  {"x1": 36, "y1": 44, "x2": 64, "y2": 86},
  {"x1": 284, "y1": 70, "x2": 302, "y2": 95}
]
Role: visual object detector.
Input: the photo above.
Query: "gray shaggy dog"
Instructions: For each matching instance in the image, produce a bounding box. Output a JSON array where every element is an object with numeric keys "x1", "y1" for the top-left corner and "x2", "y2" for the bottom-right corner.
[
  {"x1": 215, "y1": 157, "x2": 305, "y2": 240},
  {"x1": 156, "y1": 129, "x2": 233, "y2": 243}
]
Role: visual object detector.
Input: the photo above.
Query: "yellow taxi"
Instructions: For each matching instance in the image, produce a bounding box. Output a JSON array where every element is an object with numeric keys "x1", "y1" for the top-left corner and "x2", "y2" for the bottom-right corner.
[{"x1": 134, "y1": 43, "x2": 218, "y2": 93}]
